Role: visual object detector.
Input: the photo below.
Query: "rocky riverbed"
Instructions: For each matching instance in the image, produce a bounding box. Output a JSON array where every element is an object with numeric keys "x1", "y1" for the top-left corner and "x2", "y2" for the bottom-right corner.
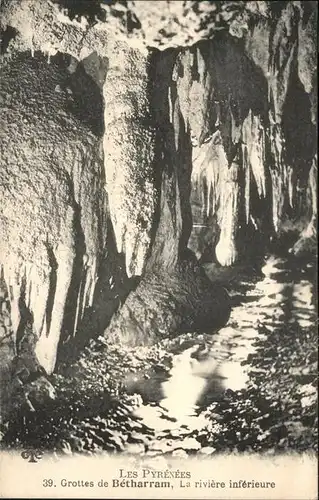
[{"x1": 0, "y1": 252, "x2": 317, "y2": 458}]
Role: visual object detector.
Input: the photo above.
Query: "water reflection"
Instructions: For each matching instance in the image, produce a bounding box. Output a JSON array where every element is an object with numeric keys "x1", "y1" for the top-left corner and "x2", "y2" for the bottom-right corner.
[{"x1": 128, "y1": 255, "x2": 316, "y2": 444}]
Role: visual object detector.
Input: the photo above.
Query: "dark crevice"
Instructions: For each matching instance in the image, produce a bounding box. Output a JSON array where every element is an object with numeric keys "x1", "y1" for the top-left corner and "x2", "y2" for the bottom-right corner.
[
  {"x1": 0, "y1": 26, "x2": 18, "y2": 55},
  {"x1": 51, "y1": 0, "x2": 107, "y2": 24},
  {"x1": 44, "y1": 243, "x2": 58, "y2": 337},
  {"x1": 126, "y1": 10, "x2": 141, "y2": 33},
  {"x1": 59, "y1": 174, "x2": 86, "y2": 346},
  {"x1": 282, "y1": 70, "x2": 316, "y2": 186},
  {"x1": 15, "y1": 280, "x2": 33, "y2": 354},
  {"x1": 59, "y1": 213, "x2": 138, "y2": 365},
  {"x1": 177, "y1": 119, "x2": 193, "y2": 257},
  {"x1": 197, "y1": 33, "x2": 268, "y2": 165},
  {"x1": 66, "y1": 59, "x2": 105, "y2": 137},
  {"x1": 301, "y1": 2, "x2": 317, "y2": 26},
  {"x1": 145, "y1": 47, "x2": 179, "y2": 269}
]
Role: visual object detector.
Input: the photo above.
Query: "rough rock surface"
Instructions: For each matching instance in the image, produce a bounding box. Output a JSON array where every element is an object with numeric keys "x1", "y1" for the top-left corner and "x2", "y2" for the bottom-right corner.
[
  {"x1": 107, "y1": 258, "x2": 231, "y2": 346},
  {"x1": 0, "y1": 51, "x2": 106, "y2": 374}
]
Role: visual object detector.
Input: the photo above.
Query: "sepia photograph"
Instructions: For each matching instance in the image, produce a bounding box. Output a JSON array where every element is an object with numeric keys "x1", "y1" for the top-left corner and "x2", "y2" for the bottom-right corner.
[{"x1": 0, "y1": 0, "x2": 317, "y2": 498}]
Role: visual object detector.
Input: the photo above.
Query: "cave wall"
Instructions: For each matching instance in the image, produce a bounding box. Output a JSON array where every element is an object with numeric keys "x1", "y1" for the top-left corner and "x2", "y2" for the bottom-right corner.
[
  {"x1": 0, "y1": 51, "x2": 108, "y2": 374},
  {"x1": 0, "y1": 0, "x2": 317, "y2": 378},
  {"x1": 184, "y1": 3, "x2": 317, "y2": 264}
]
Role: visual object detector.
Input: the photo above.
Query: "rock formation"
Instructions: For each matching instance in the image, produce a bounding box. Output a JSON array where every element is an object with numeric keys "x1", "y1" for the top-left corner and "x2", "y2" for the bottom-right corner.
[{"x1": 0, "y1": 1, "x2": 316, "y2": 392}]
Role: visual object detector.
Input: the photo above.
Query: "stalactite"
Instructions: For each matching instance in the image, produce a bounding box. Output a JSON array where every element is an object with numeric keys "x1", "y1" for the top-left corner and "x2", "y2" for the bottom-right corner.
[
  {"x1": 269, "y1": 124, "x2": 290, "y2": 233},
  {"x1": 290, "y1": 157, "x2": 317, "y2": 256},
  {"x1": 191, "y1": 128, "x2": 242, "y2": 267},
  {"x1": 182, "y1": 37, "x2": 266, "y2": 265},
  {"x1": 70, "y1": 143, "x2": 105, "y2": 321},
  {"x1": 244, "y1": 2, "x2": 310, "y2": 237},
  {"x1": 244, "y1": 157, "x2": 251, "y2": 225},
  {"x1": 242, "y1": 110, "x2": 267, "y2": 200},
  {"x1": 191, "y1": 130, "x2": 229, "y2": 220},
  {"x1": 268, "y1": 2, "x2": 299, "y2": 123},
  {"x1": 287, "y1": 166, "x2": 294, "y2": 209},
  {"x1": 175, "y1": 45, "x2": 213, "y2": 148},
  {"x1": 267, "y1": 3, "x2": 299, "y2": 232},
  {"x1": 241, "y1": 110, "x2": 268, "y2": 227},
  {"x1": 103, "y1": 40, "x2": 157, "y2": 278},
  {"x1": 298, "y1": 4, "x2": 317, "y2": 125},
  {"x1": 308, "y1": 159, "x2": 318, "y2": 226},
  {"x1": 215, "y1": 160, "x2": 241, "y2": 267}
]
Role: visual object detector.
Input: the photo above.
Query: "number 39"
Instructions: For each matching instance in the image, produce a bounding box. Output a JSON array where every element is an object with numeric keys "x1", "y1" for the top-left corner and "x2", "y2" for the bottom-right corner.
[{"x1": 43, "y1": 479, "x2": 54, "y2": 487}]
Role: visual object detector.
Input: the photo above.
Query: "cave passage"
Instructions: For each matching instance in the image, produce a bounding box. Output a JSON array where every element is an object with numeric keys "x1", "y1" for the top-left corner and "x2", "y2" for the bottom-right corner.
[{"x1": 0, "y1": 1, "x2": 317, "y2": 414}]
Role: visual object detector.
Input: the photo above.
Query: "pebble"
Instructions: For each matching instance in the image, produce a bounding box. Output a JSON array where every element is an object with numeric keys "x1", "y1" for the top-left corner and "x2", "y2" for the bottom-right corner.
[
  {"x1": 171, "y1": 449, "x2": 188, "y2": 459},
  {"x1": 179, "y1": 437, "x2": 201, "y2": 451},
  {"x1": 148, "y1": 439, "x2": 174, "y2": 454},
  {"x1": 198, "y1": 446, "x2": 217, "y2": 455}
]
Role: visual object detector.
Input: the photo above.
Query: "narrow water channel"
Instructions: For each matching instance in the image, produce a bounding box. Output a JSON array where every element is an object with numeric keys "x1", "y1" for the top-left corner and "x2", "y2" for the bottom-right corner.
[{"x1": 123, "y1": 254, "x2": 317, "y2": 455}]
